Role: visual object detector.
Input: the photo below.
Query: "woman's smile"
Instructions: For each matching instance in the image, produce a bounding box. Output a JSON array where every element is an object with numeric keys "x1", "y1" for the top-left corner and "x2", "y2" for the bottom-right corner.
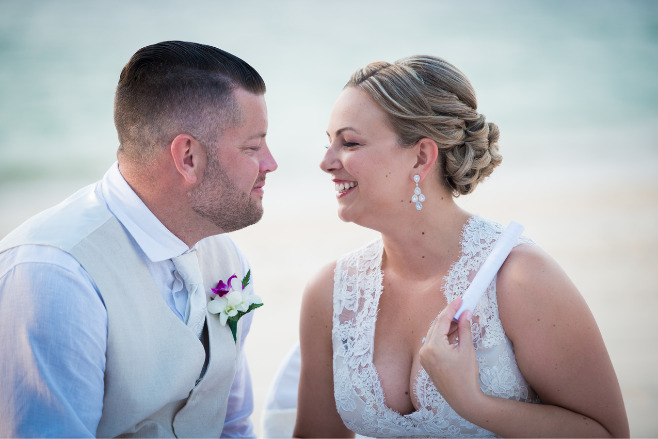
[{"x1": 333, "y1": 180, "x2": 358, "y2": 198}]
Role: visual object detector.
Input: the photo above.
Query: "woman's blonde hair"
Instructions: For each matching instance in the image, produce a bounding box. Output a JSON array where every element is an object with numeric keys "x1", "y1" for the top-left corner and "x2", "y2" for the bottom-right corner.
[{"x1": 346, "y1": 56, "x2": 501, "y2": 196}]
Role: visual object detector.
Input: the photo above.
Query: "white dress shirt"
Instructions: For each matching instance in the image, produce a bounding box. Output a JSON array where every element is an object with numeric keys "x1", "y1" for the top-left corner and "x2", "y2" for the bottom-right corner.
[{"x1": 0, "y1": 163, "x2": 255, "y2": 437}]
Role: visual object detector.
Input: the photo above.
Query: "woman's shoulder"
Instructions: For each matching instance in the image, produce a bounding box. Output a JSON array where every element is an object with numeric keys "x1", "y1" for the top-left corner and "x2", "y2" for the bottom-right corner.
[
  {"x1": 468, "y1": 215, "x2": 536, "y2": 246},
  {"x1": 304, "y1": 259, "x2": 337, "y2": 300},
  {"x1": 496, "y1": 241, "x2": 564, "y2": 305},
  {"x1": 302, "y1": 238, "x2": 383, "y2": 312},
  {"x1": 495, "y1": 237, "x2": 584, "y2": 341},
  {"x1": 499, "y1": 241, "x2": 550, "y2": 283}
]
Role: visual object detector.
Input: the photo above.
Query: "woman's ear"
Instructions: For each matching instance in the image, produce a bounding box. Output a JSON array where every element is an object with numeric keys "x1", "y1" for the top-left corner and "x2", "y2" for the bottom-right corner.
[
  {"x1": 170, "y1": 134, "x2": 206, "y2": 185},
  {"x1": 411, "y1": 137, "x2": 439, "y2": 181}
]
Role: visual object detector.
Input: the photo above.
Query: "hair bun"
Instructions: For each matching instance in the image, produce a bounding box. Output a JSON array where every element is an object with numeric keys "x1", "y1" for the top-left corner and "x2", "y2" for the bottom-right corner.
[{"x1": 444, "y1": 114, "x2": 501, "y2": 196}]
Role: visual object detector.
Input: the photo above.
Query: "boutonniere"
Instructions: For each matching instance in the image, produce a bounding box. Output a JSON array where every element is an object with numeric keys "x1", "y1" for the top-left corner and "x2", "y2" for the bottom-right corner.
[{"x1": 207, "y1": 270, "x2": 262, "y2": 342}]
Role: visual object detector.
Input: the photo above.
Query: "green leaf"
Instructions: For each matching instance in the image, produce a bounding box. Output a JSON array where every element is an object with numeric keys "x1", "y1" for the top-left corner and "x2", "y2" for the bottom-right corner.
[
  {"x1": 227, "y1": 302, "x2": 263, "y2": 323},
  {"x1": 242, "y1": 270, "x2": 251, "y2": 289},
  {"x1": 228, "y1": 320, "x2": 237, "y2": 342},
  {"x1": 246, "y1": 302, "x2": 263, "y2": 313}
]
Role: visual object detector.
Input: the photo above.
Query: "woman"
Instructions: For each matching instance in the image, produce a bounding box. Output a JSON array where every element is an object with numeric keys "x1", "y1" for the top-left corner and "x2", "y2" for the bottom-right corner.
[{"x1": 293, "y1": 56, "x2": 629, "y2": 438}]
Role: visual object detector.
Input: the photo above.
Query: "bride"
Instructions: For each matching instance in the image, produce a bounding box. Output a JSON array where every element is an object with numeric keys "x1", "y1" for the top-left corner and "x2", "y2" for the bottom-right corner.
[{"x1": 293, "y1": 56, "x2": 629, "y2": 437}]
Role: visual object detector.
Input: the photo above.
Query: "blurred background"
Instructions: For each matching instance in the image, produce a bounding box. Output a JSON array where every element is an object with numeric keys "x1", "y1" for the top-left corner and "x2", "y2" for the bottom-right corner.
[{"x1": 1, "y1": 0, "x2": 656, "y2": 436}]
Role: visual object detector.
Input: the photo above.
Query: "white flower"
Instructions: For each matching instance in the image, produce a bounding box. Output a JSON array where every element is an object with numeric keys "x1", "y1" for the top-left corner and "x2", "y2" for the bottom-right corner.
[{"x1": 208, "y1": 272, "x2": 262, "y2": 326}]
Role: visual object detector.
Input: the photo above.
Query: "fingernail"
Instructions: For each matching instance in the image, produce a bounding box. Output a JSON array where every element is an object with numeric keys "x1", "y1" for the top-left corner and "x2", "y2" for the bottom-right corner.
[{"x1": 465, "y1": 311, "x2": 473, "y2": 322}]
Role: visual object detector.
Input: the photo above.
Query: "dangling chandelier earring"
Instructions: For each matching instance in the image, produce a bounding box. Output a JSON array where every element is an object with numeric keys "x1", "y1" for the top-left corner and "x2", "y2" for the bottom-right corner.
[{"x1": 412, "y1": 174, "x2": 425, "y2": 210}]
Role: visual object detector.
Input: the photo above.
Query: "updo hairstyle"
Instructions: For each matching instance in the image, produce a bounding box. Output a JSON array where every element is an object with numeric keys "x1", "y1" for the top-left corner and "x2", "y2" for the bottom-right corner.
[{"x1": 346, "y1": 56, "x2": 501, "y2": 196}]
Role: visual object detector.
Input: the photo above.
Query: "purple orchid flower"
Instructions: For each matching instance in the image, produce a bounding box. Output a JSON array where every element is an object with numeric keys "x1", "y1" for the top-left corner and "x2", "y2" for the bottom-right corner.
[{"x1": 211, "y1": 274, "x2": 238, "y2": 297}]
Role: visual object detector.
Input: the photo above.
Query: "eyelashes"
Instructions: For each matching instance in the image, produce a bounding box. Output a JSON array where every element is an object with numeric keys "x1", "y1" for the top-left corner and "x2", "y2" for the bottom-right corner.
[{"x1": 324, "y1": 142, "x2": 360, "y2": 150}]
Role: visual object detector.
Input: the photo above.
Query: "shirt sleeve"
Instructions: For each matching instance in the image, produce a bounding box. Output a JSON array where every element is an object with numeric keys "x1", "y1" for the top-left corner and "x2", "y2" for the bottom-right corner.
[{"x1": 0, "y1": 246, "x2": 107, "y2": 438}]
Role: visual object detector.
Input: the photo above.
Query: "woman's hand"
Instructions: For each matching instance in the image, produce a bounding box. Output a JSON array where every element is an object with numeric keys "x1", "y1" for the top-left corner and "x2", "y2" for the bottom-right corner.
[
  {"x1": 419, "y1": 298, "x2": 483, "y2": 417},
  {"x1": 419, "y1": 246, "x2": 629, "y2": 438}
]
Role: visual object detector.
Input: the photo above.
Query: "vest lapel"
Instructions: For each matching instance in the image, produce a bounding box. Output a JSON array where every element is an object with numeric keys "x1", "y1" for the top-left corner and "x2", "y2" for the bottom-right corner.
[
  {"x1": 172, "y1": 235, "x2": 242, "y2": 437},
  {"x1": 172, "y1": 310, "x2": 237, "y2": 437}
]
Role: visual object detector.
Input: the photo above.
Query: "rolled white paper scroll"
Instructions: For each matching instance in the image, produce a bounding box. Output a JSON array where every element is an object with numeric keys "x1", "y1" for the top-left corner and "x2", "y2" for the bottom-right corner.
[{"x1": 453, "y1": 221, "x2": 524, "y2": 322}]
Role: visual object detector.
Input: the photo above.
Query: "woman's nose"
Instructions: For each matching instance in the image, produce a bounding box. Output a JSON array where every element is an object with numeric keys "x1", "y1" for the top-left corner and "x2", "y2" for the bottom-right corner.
[{"x1": 320, "y1": 145, "x2": 340, "y2": 174}]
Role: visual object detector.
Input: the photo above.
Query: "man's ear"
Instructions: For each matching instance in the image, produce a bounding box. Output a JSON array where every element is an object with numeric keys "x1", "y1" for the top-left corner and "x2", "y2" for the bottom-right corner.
[
  {"x1": 170, "y1": 134, "x2": 206, "y2": 185},
  {"x1": 411, "y1": 137, "x2": 439, "y2": 181}
]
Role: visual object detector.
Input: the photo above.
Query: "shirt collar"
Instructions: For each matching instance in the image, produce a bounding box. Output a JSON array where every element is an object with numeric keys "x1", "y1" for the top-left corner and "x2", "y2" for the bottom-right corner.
[{"x1": 100, "y1": 162, "x2": 189, "y2": 262}]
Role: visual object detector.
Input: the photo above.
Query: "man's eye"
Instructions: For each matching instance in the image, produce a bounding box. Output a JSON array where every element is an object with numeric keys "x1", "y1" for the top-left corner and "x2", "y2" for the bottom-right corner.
[{"x1": 343, "y1": 142, "x2": 359, "y2": 147}]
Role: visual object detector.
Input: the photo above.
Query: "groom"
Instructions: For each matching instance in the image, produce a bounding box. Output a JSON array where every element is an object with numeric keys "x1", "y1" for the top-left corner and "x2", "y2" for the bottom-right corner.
[{"x1": 0, "y1": 41, "x2": 277, "y2": 437}]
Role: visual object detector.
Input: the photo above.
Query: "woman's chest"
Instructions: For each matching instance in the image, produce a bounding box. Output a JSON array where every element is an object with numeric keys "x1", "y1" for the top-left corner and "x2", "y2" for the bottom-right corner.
[{"x1": 371, "y1": 276, "x2": 448, "y2": 414}]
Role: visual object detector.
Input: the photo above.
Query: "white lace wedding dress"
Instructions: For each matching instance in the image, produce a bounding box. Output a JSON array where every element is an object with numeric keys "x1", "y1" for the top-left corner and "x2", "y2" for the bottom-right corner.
[{"x1": 332, "y1": 216, "x2": 541, "y2": 438}]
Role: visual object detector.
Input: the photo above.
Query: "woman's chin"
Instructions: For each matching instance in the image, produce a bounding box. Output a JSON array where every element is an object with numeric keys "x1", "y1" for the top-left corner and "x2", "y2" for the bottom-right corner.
[
  {"x1": 336, "y1": 206, "x2": 355, "y2": 224},
  {"x1": 337, "y1": 207, "x2": 369, "y2": 228}
]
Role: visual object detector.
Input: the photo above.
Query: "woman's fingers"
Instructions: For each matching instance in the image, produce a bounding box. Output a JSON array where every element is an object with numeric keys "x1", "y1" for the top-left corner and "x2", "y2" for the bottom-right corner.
[
  {"x1": 456, "y1": 310, "x2": 473, "y2": 347},
  {"x1": 436, "y1": 298, "x2": 462, "y2": 335},
  {"x1": 425, "y1": 298, "x2": 462, "y2": 345},
  {"x1": 420, "y1": 301, "x2": 480, "y2": 415}
]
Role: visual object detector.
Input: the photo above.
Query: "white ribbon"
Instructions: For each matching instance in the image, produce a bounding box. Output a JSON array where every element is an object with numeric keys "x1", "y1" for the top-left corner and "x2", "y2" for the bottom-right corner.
[{"x1": 454, "y1": 221, "x2": 524, "y2": 322}]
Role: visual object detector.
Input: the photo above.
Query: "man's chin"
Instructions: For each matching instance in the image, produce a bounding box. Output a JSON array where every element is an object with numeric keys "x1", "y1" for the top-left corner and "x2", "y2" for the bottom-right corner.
[
  {"x1": 250, "y1": 208, "x2": 264, "y2": 226},
  {"x1": 217, "y1": 206, "x2": 263, "y2": 233}
]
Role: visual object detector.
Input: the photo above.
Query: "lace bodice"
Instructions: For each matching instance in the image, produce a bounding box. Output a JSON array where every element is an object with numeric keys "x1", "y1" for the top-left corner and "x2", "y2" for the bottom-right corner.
[{"x1": 332, "y1": 216, "x2": 540, "y2": 438}]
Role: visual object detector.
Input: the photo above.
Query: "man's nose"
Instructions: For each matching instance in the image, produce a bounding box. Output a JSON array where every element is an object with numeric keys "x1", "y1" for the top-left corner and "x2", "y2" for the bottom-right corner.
[{"x1": 260, "y1": 144, "x2": 278, "y2": 173}]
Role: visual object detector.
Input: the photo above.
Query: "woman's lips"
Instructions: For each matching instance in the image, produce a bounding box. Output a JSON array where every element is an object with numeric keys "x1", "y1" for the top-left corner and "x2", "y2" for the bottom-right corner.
[{"x1": 334, "y1": 180, "x2": 358, "y2": 198}]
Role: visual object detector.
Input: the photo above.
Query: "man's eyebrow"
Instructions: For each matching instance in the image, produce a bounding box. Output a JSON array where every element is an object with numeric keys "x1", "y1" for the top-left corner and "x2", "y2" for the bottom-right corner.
[{"x1": 245, "y1": 132, "x2": 267, "y2": 141}]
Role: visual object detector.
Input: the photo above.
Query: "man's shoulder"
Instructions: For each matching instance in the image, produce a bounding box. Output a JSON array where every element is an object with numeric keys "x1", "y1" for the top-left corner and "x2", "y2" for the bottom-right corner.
[
  {"x1": 0, "y1": 245, "x2": 88, "y2": 277},
  {"x1": 0, "y1": 182, "x2": 113, "y2": 253}
]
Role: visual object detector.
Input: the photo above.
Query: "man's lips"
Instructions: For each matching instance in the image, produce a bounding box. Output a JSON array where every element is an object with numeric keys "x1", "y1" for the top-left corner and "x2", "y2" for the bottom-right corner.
[{"x1": 252, "y1": 178, "x2": 266, "y2": 194}]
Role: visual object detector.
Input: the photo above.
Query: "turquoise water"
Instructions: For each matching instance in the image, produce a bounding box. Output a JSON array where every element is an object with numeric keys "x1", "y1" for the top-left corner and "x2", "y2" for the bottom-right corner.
[{"x1": 0, "y1": 0, "x2": 657, "y2": 184}]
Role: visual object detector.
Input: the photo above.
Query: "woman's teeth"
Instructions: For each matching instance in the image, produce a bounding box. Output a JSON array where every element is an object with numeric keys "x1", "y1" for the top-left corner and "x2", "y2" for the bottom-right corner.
[{"x1": 335, "y1": 181, "x2": 357, "y2": 194}]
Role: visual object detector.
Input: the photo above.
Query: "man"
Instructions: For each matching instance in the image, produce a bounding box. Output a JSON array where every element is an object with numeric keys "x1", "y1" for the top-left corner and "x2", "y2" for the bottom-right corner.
[{"x1": 0, "y1": 41, "x2": 277, "y2": 437}]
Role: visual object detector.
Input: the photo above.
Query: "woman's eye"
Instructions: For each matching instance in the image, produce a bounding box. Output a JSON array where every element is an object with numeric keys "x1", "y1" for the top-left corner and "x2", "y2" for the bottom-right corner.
[{"x1": 324, "y1": 140, "x2": 360, "y2": 149}]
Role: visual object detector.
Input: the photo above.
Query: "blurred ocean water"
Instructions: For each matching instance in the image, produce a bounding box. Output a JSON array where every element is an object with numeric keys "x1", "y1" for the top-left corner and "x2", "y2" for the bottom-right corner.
[{"x1": 0, "y1": 0, "x2": 656, "y2": 187}]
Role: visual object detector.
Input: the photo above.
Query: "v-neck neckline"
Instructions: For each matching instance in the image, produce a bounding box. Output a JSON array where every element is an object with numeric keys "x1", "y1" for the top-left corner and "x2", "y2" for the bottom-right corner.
[{"x1": 369, "y1": 216, "x2": 475, "y2": 418}]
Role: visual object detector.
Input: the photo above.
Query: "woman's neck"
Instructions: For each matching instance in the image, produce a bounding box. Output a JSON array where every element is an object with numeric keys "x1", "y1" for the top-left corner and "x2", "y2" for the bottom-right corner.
[{"x1": 379, "y1": 199, "x2": 472, "y2": 280}]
